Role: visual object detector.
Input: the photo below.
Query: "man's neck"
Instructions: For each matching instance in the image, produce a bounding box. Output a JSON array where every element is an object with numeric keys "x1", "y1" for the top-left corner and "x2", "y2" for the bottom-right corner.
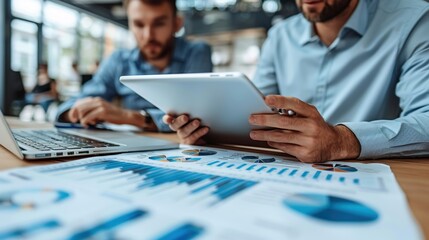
[
  {"x1": 314, "y1": 0, "x2": 359, "y2": 46},
  {"x1": 147, "y1": 55, "x2": 171, "y2": 72}
]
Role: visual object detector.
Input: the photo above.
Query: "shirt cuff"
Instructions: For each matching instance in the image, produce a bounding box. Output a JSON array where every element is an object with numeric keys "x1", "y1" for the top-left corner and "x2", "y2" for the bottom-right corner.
[
  {"x1": 340, "y1": 121, "x2": 391, "y2": 159},
  {"x1": 146, "y1": 108, "x2": 172, "y2": 133}
]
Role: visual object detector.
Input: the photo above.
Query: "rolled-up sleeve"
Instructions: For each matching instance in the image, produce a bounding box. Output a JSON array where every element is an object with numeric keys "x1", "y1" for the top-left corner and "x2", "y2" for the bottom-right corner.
[{"x1": 56, "y1": 52, "x2": 121, "y2": 122}]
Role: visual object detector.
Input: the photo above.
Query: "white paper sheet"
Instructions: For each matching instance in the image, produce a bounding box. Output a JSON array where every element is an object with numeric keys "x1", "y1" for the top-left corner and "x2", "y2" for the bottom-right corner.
[{"x1": 1, "y1": 146, "x2": 423, "y2": 240}]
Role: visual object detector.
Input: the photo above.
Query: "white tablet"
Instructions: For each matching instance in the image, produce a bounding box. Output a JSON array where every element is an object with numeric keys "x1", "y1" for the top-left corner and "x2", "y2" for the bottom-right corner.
[{"x1": 120, "y1": 72, "x2": 273, "y2": 146}]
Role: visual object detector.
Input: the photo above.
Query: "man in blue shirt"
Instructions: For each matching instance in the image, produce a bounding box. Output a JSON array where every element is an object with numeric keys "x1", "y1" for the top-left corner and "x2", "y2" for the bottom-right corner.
[
  {"x1": 57, "y1": 0, "x2": 212, "y2": 132},
  {"x1": 165, "y1": 0, "x2": 429, "y2": 162}
]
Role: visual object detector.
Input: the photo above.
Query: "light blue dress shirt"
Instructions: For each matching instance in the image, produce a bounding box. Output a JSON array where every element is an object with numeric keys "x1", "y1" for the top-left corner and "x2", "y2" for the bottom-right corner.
[
  {"x1": 253, "y1": 0, "x2": 429, "y2": 159},
  {"x1": 57, "y1": 38, "x2": 213, "y2": 132}
]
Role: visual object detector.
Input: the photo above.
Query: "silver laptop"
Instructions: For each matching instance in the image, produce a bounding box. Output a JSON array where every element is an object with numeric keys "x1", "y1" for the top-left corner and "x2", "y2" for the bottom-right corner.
[{"x1": 0, "y1": 110, "x2": 178, "y2": 160}]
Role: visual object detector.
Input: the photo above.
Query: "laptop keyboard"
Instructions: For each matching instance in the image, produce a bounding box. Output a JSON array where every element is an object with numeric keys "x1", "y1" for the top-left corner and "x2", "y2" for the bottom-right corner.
[{"x1": 13, "y1": 130, "x2": 119, "y2": 151}]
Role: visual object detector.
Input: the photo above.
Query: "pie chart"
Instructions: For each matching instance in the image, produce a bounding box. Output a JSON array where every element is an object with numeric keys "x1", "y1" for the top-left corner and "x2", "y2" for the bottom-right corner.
[
  {"x1": 0, "y1": 189, "x2": 71, "y2": 210},
  {"x1": 182, "y1": 149, "x2": 217, "y2": 156},
  {"x1": 149, "y1": 155, "x2": 201, "y2": 162},
  {"x1": 283, "y1": 193, "x2": 378, "y2": 223},
  {"x1": 312, "y1": 163, "x2": 358, "y2": 172},
  {"x1": 241, "y1": 156, "x2": 276, "y2": 163},
  {"x1": 148, "y1": 155, "x2": 169, "y2": 162}
]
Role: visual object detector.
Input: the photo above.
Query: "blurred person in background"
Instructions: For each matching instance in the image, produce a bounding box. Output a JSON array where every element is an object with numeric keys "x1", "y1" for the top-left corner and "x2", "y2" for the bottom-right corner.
[
  {"x1": 26, "y1": 63, "x2": 58, "y2": 113},
  {"x1": 56, "y1": 0, "x2": 212, "y2": 131}
]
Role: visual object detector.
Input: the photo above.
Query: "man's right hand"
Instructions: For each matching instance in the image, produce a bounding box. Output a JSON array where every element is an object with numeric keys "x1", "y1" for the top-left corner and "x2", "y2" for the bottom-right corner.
[
  {"x1": 163, "y1": 114, "x2": 209, "y2": 145},
  {"x1": 64, "y1": 97, "x2": 155, "y2": 129}
]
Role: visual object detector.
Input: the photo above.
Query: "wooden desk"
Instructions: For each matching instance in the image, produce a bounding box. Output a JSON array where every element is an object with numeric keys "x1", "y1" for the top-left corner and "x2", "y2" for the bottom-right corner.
[{"x1": 1, "y1": 117, "x2": 428, "y2": 236}]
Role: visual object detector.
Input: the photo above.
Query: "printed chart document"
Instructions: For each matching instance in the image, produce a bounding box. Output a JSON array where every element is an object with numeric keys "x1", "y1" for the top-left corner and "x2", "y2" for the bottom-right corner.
[{"x1": 0, "y1": 146, "x2": 423, "y2": 240}]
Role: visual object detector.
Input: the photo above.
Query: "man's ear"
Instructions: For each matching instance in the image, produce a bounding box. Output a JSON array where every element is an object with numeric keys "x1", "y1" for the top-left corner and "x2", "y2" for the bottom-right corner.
[{"x1": 174, "y1": 15, "x2": 184, "y2": 33}]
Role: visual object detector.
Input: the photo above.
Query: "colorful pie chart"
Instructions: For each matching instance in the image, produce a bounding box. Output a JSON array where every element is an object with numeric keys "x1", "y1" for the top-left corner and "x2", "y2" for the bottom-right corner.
[
  {"x1": 241, "y1": 156, "x2": 276, "y2": 163},
  {"x1": 0, "y1": 189, "x2": 71, "y2": 210},
  {"x1": 312, "y1": 163, "x2": 358, "y2": 172},
  {"x1": 182, "y1": 149, "x2": 217, "y2": 156},
  {"x1": 149, "y1": 155, "x2": 201, "y2": 163}
]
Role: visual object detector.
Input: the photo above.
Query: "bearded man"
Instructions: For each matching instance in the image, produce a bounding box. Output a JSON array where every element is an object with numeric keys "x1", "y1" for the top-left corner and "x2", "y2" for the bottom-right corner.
[
  {"x1": 57, "y1": 0, "x2": 212, "y2": 131},
  {"x1": 165, "y1": 0, "x2": 429, "y2": 162}
]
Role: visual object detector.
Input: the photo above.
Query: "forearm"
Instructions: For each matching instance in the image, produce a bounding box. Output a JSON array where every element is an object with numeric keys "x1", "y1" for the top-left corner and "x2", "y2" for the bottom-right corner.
[
  {"x1": 333, "y1": 125, "x2": 361, "y2": 160},
  {"x1": 125, "y1": 110, "x2": 157, "y2": 131}
]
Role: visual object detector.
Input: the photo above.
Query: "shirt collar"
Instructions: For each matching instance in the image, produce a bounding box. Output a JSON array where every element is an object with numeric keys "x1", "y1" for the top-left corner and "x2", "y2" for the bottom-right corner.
[
  {"x1": 342, "y1": 0, "x2": 368, "y2": 37},
  {"x1": 298, "y1": 0, "x2": 369, "y2": 46}
]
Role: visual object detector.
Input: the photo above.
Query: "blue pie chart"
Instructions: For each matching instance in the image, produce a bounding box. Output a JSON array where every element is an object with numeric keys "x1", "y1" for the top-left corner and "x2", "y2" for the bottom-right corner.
[
  {"x1": 241, "y1": 156, "x2": 276, "y2": 163},
  {"x1": 283, "y1": 193, "x2": 379, "y2": 223},
  {"x1": 182, "y1": 149, "x2": 217, "y2": 156}
]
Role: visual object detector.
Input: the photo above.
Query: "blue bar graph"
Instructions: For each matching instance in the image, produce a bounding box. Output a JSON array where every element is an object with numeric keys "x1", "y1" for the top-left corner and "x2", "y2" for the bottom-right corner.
[
  {"x1": 68, "y1": 209, "x2": 146, "y2": 240},
  {"x1": 247, "y1": 165, "x2": 256, "y2": 171},
  {"x1": 237, "y1": 164, "x2": 247, "y2": 170},
  {"x1": 313, "y1": 171, "x2": 321, "y2": 180},
  {"x1": 156, "y1": 223, "x2": 204, "y2": 240},
  {"x1": 217, "y1": 162, "x2": 227, "y2": 167},
  {"x1": 289, "y1": 169, "x2": 298, "y2": 176},
  {"x1": 0, "y1": 220, "x2": 60, "y2": 239},
  {"x1": 278, "y1": 168, "x2": 288, "y2": 175},
  {"x1": 37, "y1": 160, "x2": 258, "y2": 205}
]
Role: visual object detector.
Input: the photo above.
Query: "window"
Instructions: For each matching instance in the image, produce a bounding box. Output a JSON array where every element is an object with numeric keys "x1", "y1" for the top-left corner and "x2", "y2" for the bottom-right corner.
[
  {"x1": 12, "y1": 0, "x2": 42, "y2": 22},
  {"x1": 11, "y1": 19, "x2": 38, "y2": 90},
  {"x1": 43, "y1": 1, "x2": 78, "y2": 30},
  {"x1": 79, "y1": 14, "x2": 104, "y2": 73}
]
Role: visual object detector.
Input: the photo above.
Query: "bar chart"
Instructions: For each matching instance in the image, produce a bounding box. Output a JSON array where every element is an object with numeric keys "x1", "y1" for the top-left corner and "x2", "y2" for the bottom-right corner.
[
  {"x1": 0, "y1": 219, "x2": 60, "y2": 239},
  {"x1": 205, "y1": 160, "x2": 366, "y2": 187},
  {"x1": 68, "y1": 209, "x2": 147, "y2": 240},
  {"x1": 34, "y1": 159, "x2": 258, "y2": 206},
  {"x1": 155, "y1": 223, "x2": 205, "y2": 240}
]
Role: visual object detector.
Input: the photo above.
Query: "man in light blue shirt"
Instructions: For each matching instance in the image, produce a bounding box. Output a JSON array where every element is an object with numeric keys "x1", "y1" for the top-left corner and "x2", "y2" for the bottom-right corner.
[
  {"x1": 56, "y1": 0, "x2": 212, "y2": 132},
  {"x1": 165, "y1": 0, "x2": 429, "y2": 162}
]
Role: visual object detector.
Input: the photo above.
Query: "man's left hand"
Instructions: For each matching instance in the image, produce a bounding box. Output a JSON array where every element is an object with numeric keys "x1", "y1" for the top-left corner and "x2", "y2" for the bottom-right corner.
[{"x1": 249, "y1": 95, "x2": 361, "y2": 163}]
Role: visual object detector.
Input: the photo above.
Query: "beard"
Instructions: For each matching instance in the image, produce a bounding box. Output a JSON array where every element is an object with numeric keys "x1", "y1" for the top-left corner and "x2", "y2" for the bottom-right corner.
[
  {"x1": 141, "y1": 37, "x2": 174, "y2": 61},
  {"x1": 299, "y1": 0, "x2": 352, "y2": 22}
]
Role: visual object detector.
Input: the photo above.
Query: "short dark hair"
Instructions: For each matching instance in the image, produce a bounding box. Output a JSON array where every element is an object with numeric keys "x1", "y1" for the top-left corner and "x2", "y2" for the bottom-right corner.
[{"x1": 123, "y1": 0, "x2": 177, "y2": 15}]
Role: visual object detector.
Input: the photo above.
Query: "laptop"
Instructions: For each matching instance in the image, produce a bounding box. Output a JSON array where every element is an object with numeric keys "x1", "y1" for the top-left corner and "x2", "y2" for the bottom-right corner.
[
  {"x1": 0, "y1": 110, "x2": 178, "y2": 160},
  {"x1": 120, "y1": 72, "x2": 273, "y2": 147}
]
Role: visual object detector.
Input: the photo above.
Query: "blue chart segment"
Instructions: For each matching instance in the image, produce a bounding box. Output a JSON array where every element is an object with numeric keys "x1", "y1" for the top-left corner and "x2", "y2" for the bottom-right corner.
[
  {"x1": 283, "y1": 193, "x2": 378, "y2": 223},
  {"x1": 182, "y1": 149, "x2": 217, "y2": 156},
  {"x1": 241, "y1": 156, "x2": 276, "y2": 163},
  {"x1": 156, "y1": 223, "x2": 204, "y2": 240},
  {"x1": 148, "y1": 155, "x2": 201, "y2": 163},
  {"x1": 312, "y1": 164, "x2": 358, "y2": 173},
  {"x1": 0, "y1": 189, "x2": 71, "y2": 210},
  {"x1": 0, "y1": 219, "x2": 60, "y2": 239},
  {"x1": 68, "y1": 209, "x2": 147, "y2": 240},
  {"x1": 36, "y1": 160, "x2": 258, "y2": 206}
]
